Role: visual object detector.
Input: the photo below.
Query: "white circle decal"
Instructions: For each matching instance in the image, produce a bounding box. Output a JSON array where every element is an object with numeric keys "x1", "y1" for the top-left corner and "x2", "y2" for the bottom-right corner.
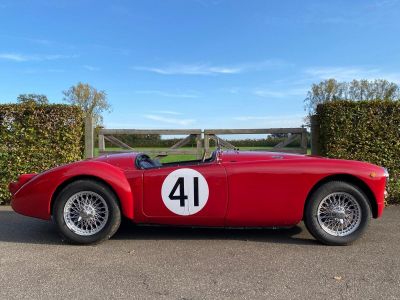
[{"x1": 161, "y1": 168, "x2": 209, "y2": 216}]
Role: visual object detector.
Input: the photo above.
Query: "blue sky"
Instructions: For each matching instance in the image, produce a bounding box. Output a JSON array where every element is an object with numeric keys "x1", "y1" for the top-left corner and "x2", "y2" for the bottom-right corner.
[{"x1": 1, "y1": 0, "x2": 400, "y2": 129}]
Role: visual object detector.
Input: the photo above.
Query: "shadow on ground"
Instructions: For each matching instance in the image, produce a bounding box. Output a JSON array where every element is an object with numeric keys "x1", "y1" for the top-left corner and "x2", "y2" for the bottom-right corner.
[{"x1": 0, "y1": 210, "x2": 318, "y2": 246}]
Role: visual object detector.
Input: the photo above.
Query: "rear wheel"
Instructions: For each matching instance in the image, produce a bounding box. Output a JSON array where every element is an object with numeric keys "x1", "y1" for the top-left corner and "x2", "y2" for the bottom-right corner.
[
  {"x1": 304, "y1": 181, "x2": 371, "y2": 245},
  {"x1": 53, "y1": 180, "x2": 121, "y2": 244}
]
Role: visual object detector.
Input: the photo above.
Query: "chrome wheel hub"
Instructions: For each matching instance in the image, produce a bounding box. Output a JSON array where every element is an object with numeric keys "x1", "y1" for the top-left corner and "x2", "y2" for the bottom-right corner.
[
  {"x1": 63, "y1": 191, "x2": 109, "y2": 236},
  {"x1": 80, "y1": 205, "x2": 95, "y2": 219},
  {"x1": 317, "y1": 192, "x2": 361, "y2": 237}
]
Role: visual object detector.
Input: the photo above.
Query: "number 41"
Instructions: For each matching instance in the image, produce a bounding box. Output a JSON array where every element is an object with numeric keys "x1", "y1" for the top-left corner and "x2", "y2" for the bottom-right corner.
[{"x1": 168, "y1": 177, "x2": 199, "y2": 207}]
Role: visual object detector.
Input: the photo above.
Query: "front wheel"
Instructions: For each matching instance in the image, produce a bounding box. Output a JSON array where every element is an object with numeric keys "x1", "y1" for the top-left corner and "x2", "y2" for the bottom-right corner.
[
  {"x1": 53, "y1": 180, "x2": 121, "y2": 244},
  {"x1": 304, "y1": 181, "x2": 371, "y2": 246}
]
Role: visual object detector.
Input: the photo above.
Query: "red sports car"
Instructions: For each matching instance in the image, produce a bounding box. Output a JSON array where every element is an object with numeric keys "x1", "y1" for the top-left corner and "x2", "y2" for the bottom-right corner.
[{"x1": 9, "y1": 150, "x2": 388, "y2": 245}]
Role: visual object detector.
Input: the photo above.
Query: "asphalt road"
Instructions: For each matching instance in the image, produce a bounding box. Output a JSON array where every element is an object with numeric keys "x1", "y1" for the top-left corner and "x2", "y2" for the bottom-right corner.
[{"x1": 0, "y1": 206, "x2": 399, "y2": 300}]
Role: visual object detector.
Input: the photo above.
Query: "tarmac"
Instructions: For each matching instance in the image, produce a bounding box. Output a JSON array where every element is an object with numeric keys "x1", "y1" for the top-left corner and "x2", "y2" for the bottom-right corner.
[{"x1": 0, "y1": 205, "x2": 399, "y2": 299}]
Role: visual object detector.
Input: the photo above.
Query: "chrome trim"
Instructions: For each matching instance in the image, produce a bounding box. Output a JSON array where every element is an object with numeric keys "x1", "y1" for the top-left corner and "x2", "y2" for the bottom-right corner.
[{"x1": 383, "y1": 168, "x2": 389, "y2": 178}]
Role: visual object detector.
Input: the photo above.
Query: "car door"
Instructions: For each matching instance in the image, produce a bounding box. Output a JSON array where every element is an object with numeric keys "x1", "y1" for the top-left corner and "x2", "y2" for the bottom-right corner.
[
  {"x1": 223, "y1": 159, "x2": 307, "y2": 227},
  {"x1": 142, "y1": 161, "x2": 228, "y2": 226}
]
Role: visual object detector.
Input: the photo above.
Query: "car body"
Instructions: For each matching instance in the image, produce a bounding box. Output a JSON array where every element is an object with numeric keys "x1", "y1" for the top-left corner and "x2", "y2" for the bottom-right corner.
[{"x1": 9, "y1": 150, "x2": 388, "y2": 245}]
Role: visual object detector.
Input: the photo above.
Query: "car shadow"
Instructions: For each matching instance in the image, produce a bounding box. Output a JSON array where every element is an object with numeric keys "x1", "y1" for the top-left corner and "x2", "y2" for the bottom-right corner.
[
  {"x1": 0, "y1": 210, "x2": 62, "y2": 245},
  {"x1": 0, "y1": 210, "x2": 319, "y2": 246},
  {"x1": 114, "y1": 219, "x2": 319, "y2": 246}
]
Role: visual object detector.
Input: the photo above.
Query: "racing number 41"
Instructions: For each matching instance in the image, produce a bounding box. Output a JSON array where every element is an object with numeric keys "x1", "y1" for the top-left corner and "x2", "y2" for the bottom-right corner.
[{"x1": 168, "y1": 177, "x2": 199, "y2": 207}]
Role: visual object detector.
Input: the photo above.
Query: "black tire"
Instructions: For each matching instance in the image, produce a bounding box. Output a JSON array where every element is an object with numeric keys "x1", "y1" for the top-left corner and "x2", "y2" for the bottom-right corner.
[
  {"x1": 53, "y1": 180, "x2": 121, "y2": 245},
  {"x1": 304, "y1": 181, "x2": 371, "y2": 246}
]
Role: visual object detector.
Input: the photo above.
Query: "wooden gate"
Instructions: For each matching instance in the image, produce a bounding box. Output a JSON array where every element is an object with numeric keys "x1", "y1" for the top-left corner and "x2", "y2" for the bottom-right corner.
[
  {"x1": 94, "y1": 127, "x2": 308, "y2": 158},
  {"x1": 203, "y1": 128, "x2": 308, "y2": 154},
  {"x1": 98, "y1": 129, "x2": 203, "y2": 158}
]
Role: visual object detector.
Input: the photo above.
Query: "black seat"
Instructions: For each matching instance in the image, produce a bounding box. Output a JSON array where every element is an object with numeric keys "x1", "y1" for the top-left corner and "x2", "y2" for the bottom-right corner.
[{"x1": 136, "y1": 154, "x2": 162, "y2": 169}]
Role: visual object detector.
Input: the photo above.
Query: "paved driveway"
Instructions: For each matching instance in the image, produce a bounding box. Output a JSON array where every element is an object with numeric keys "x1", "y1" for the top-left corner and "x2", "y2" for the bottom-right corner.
[{"x1": 0, "y1": 205, "x2": 399, "y2": 299}]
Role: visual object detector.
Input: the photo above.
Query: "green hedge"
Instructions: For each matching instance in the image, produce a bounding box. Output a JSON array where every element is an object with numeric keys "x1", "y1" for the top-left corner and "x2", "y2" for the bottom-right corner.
[
  {"x1": 316, "y1": 100, "x2": 400, "y2": 204},
  {"x1": 0, "y1": 103, "x2": 84, "y2": 204}
]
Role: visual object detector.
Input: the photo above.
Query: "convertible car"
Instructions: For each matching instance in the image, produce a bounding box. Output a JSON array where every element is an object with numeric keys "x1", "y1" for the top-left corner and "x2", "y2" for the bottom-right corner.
[{"x1": 9, "y1": 150, "x2": 388, "y2": 245}]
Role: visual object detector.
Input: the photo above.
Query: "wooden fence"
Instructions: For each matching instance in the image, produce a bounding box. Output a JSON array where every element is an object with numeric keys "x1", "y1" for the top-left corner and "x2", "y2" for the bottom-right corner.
[
  {"x1": 98, "y1": 129, "x2": 203, "y2": 158},
  {"x1": 85, "y1": 125, "x2": 308, "y2": 159},
  {"x1": 203, "y1": 128, "x2": 308, "y2": 154}
]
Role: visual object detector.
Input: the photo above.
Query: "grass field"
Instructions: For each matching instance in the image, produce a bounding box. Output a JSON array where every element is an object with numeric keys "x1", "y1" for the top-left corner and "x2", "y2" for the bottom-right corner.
[{"x1": 95, "y1": 146, "x2": 312, "y2": 163}]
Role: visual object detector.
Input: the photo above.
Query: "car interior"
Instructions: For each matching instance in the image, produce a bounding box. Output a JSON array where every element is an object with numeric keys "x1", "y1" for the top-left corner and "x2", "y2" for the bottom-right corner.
[{"x1": 135, "y1": 150, "x2": 217, "y2": 170}]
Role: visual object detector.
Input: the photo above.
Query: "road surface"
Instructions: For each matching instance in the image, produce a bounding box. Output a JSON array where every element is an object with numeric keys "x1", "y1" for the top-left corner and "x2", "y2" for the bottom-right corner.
[{"x1": 0, "y1": 205, "x2": 399, "y2": 299}]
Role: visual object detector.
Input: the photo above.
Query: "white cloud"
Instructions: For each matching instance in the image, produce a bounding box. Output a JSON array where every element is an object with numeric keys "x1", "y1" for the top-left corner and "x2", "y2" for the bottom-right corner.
[
  {"x1": 303, "y1": 66, "x2": 400, "y2": 83},
  {"x1": 194, "y1": 0, "x2": 224, "y2": 7},
  {"x1": 135, "y1": 90, "x2": 199, "y2": 98},
  {"x1": 83, "y1": 65, "x2": 100, "y2": 71},
  {"x1": 133, "y1": 60, "x2": 289, "y2": 76},
  {"x1": 368, "y1": 0, "x2": 399, "y2": 8},
  {"x1": 20, "y1": 68, "x2": 65, "y2": 74},
  {"x1": 304, "y1": 66, "x2": 381, "y2": 81},
  {"x1": 253, "y1": 87, "x2": 308, "y2": 98},
  {"x1": 134, "y1": 64, "x2": 241, "y2": 75},
  {"x1": 233, "y1": 114, "x2": 305, "y2": 128},
  {"x1": 24, "y1": 37, "x2": 53, "y2": 46},
  {"x1": 144, "y1": 114, "x2": 196, "y2": 126},
  {"x1": 152, "y1": 110, "x2": 182, "y2": 115},
  {"x1": 224, "y1": 87, "x2": 240, "y2": 94},
  {"x1": 0, "y1": 53, "x2": 78, "y2": 62},
  {"x1": 0, "y1": 53, "x2": 27, "y2": 62},
  {"x1": 253, "y1": 90, "x2": 287, "y2": 98}
]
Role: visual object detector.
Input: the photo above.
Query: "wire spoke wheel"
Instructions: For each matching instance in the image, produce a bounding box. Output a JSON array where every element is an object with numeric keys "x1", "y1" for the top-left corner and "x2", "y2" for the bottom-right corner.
[
  {"x1": 63, "y1": 191, "x2": 109, "y2": 236},
  {"x1": 317, "y1": 192, "x2": 361, "y2": 237}
]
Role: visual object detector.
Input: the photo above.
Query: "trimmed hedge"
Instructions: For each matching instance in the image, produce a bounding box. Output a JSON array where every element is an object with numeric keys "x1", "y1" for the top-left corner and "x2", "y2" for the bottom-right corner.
[
  {"x1": 0, "y1": 103, "x2": 84, "y2": 204},
  {"x1": 316, "y1": 100, "x2": 400, "y2": 204}
]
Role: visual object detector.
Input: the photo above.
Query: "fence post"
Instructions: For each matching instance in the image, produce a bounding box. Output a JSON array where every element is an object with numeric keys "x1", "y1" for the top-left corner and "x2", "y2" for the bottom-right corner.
[
  {"x1": 98, "y1": 132, "x2": 105, "y2": 154},
  {"x1": 300, "y1": 128, "x2": 308, "y2": 154},
  {"x1": 196, "y1": 134, "x2": 202, "y2": 159},
  {"x1": 84, "y1": 115, "x2": 94, "y2": 158},
  {"x1": 204, "y1": 133, "x2": 210, "y2": 154},
  {"x1": 310, "y1": 115, "x2": 321, "y2": 156}
]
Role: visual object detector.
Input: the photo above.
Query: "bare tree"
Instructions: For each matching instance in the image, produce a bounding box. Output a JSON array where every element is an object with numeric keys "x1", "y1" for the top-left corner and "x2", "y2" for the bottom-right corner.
[
  {"x1": 304, "y1": 79, "x2": 400, "y2": 115},
  {"x1": 63, "y1": 82, "x2": 111, "y2": 125}
]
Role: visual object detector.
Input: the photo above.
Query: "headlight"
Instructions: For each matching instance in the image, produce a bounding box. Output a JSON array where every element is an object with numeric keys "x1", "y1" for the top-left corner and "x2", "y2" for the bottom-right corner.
[{"x1": 383, "y1": 168, "x2": 389, "y2": 197}]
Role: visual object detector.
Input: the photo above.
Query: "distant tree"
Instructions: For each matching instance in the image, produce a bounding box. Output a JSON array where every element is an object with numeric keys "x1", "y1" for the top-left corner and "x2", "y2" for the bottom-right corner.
[
  {"x1": 17, "y1": 94, "x2": 49, "y2": 105},
  {"x1": 304, "y1": 79, "x2": 400, "y2": 115},
  {"x1": 63, "y1": 82, "x2": 111, "y2": 125},
  {"x1": 270, "y1": 133, "x2": 288, "y2": 138},
  {"x1": 347, "y1": 79, "x2": 398, "y2": 101},
  {"x1": 118, "y1": 134, "x2": 162, "y2": 147}
]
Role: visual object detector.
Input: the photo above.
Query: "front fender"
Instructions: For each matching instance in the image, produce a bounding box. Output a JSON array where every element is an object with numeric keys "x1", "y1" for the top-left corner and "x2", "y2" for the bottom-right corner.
[{"x1": 11, "y1": 161, "x2": 133, "y2": 220}]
